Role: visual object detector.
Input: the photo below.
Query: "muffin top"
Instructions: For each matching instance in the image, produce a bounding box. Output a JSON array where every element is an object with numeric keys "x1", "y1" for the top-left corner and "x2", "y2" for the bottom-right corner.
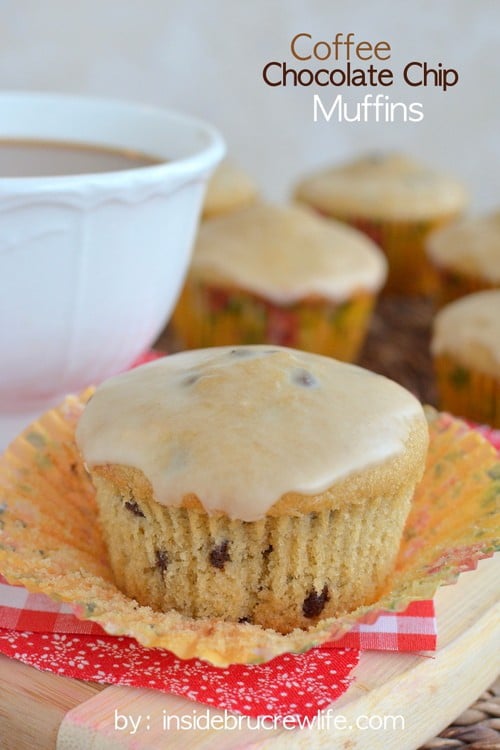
[
  {"x1": 76, "y1": 346, "x2": 428, "y2": 522},
  {"x1": 294, "y1": 153, "x2": 468, "y2": 221},
  {"x1": 427, "y1": 210, "x2": 500, "y2": 282},
  {"x1": 203, "y1": 160, "x2": 258, "y2": 219},
  {"x1": 431, "y1": 290, "x2": 500, "y2": 377},
  {"x1": 190, "y1": 203, "x2": 387, "y2": 303}
]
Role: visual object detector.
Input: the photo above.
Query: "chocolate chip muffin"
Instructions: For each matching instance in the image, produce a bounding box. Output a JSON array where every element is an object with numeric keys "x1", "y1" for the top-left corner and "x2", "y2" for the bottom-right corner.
[
  {"x1": 172, "y1": 202, "x2": 387, "y2": 361},
  {"x1": 76, "y1": 346, "x2": 428, "y2": 634},
  {"x1": 202, "y1": 160, "x2": 258, "y2": 219},
  {"x1": 294, "y1": 153, "x2": 467, "y2": 294},
  {"x1": 432, "y1": 290, "x2": 500, "y2": 426},
  {"x1": 426, "y1": 210, "x2": 500, "y2": 306}
]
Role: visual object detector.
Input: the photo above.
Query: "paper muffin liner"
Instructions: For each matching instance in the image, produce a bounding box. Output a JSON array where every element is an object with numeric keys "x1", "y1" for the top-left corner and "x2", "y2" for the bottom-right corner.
[
  {"x1": 172, "y1": 280, "x2": 375, "y2": 361},
  {"x1": 434, "y1": 354, "x2": 500, "y2": 428},
  {"x1": 94, "y1": 479, "x2": 412, "y2": 632},
  {"x1": 323, "y1": 213, "x2": 461, "y2": 295},
  {"x1": 0, "y1": 395, "x2": 498, "y2": 667},
  {"x1": 431, "y1": 266, "x2": 499, "y2": 307}
]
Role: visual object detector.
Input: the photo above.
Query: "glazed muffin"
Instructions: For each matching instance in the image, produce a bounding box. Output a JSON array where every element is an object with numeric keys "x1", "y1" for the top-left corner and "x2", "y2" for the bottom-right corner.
[
  {"x1": 76, "y1": 346, "x2": 429, "y2": 634},
  {"x1": 431, "y1": 290, "x2": 500, "y2": 427},
  {"x1": 171, "y1": 203, "x2": 387, "y2": 361},
  {"x1": 294, "y1": 153, "x2": 468, "y2": 295},
  {"x1": 426, "y1": 210, "x2": 500, "y2": 306},
  {"x1": 202, "y1": 160, "x2": 258, "y2": 220}
]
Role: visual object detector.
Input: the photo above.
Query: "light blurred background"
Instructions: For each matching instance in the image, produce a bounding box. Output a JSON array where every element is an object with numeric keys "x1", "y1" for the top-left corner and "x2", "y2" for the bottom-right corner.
[{"x1": 0, "y1": 0, "x2": 498, "y2": 209}]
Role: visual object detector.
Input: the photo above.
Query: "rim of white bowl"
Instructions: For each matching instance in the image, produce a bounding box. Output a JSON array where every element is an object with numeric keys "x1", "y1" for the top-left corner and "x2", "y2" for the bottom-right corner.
[{"x1": 0, "y1": 91, "x2": 226, "y2": 191}]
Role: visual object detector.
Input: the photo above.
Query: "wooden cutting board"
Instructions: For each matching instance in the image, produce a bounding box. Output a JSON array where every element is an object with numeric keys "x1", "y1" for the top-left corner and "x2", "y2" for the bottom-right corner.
[{"x1": 0, "y1": 555, "x2": 498, "y2": 750}]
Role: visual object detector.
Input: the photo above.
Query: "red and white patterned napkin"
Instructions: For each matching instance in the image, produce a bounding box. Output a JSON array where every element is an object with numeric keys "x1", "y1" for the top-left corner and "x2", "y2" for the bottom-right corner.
[
  {"x1": 0, "y1": 576, "x2": 436, "y2": 649},
  {"x1": 0, "y1": 576, "x2": 435, "y2": 718}
]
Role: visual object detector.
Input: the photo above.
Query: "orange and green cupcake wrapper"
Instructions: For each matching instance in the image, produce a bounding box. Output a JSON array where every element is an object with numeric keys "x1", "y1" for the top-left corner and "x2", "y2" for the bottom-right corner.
[
  {"x1": 431, "y1": 266, "x2": 499, "y2": 307},
  {"x1": 172, "y1": 280, "x2": 375, "y2": 362},
  {"x1": 434, "y1": 353, "x2": 500, "y2": 428}
]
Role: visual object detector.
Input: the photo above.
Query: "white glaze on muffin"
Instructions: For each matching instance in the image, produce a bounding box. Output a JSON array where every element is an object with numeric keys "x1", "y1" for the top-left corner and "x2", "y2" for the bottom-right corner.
[
  {"x1": 191, "y1": 203, "x2": 387, "y2": 304},
  {"x1": 76, "y1": 346, "x2": 427, "y2": 522},
  {"x1": 203, "y1": 160, "x2": 258, "y2": 219},
  {"x1": 294, "y1": 153, "x2": 467, "y2": 220},
  {"x1": 427, "y1": 210, "x2": 500, "y2": 282},
  {"x1": 431, "y1": 290, "x2": 500, "y2": 377}
]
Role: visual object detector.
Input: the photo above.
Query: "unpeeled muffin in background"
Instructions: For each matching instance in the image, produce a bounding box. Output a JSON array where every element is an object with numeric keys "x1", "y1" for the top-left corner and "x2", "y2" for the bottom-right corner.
[
  {"x1": 75, "y1": 346, "x2": 429, "y2": 634},
  {"x1": 431, "y1": 290, "x2": 500, "y2": 427},
  {"x1": 202, "y1": 160, "x2": 258, "y2": 219},
  {"x1": 294, "y1": 153, "x2": 468, "y2": 295},
  {"x1": 426, "y1": 209, "x2": 500, "y2": 306},
  {"x1": 171, "y1": 203, "x2": 387, "y2": 361}
]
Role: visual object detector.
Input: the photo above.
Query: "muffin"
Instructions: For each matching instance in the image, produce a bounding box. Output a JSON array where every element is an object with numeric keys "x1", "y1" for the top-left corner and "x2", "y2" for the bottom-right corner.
[
  {"x1": 426, "y1": 210, "x2": 500, "y2": 306},
  {"x1": 294, "y1": 153, "x2": 468, "y2": 295},
  {"x1": 172, "y1": 203, "x2": 387, "y2": 361},
  {"x1": 76, "y1": 346, "x2": 429, "y2": 634},
  {"x1": 202, "y1": 160, "x2": 258, "y2": 220},
  {"x1": 431, "y1": 290, "x2": 500, "y2": 427}
]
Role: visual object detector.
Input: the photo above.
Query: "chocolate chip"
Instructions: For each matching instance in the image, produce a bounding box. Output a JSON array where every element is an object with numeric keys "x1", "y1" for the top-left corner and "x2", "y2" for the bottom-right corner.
[
  {"x1": 238, "y1": 616, "x2": 252, "y2": 624},
  {"x1": 183, "y1": 373, "x2": 200, "y2": 386},
  {"x1": 155, "y1": 549, "x2": 169, "y2": 573},
  {"x1": 302, "y1": 586, "x2": 330, "y2": 618},
  {"x1": 292, "y1": 368, "x2": 318, "y2": 388},
  {"x1": 209, "y1": 540, "x2": 231, "y2": 569},
  {"x1": 262, "y1": 544, "x2": 273, "y2": 558},
  {"x1": 124, "y1": 500, "x2": 145, "y2": 518}
]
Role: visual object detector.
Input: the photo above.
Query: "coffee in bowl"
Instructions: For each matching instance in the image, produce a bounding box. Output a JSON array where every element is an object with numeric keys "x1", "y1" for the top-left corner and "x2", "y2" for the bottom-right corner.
[{"x1": 0, "y1": 138, "x2": 160, "y2": 177}]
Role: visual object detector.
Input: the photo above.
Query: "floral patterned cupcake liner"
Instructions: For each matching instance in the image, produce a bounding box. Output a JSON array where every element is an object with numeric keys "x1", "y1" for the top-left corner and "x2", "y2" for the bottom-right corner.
[
  {"x1": 0, "y1": 395, "x2": 498, "y2": 666},
  {"x1": 172, "y1": 281, "x2": 375, "y2": 361}
]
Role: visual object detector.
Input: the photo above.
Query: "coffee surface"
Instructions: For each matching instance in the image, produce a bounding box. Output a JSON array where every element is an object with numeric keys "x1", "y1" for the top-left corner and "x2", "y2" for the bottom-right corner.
[{"x1": 0, "y1": 139, "x2": 160, "y2": 177}]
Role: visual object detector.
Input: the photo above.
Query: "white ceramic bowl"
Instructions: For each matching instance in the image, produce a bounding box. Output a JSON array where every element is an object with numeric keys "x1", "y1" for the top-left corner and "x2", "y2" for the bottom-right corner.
[{"x1": 0, "y1": 92, "x2": 225, "y2": 451}]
